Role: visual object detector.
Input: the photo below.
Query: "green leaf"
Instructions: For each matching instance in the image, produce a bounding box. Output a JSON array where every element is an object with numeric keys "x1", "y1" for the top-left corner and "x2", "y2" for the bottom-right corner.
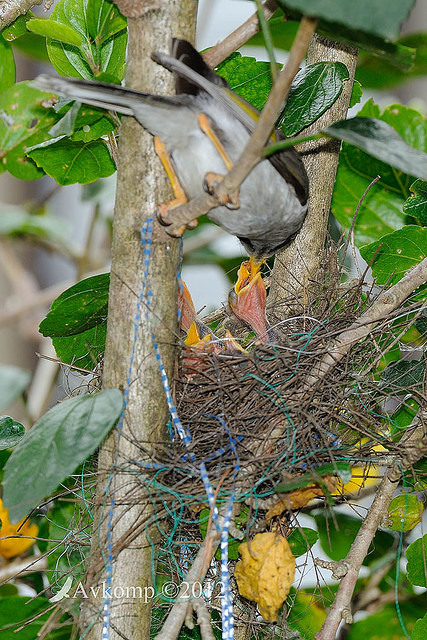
[
  {"x1": 326, "y1": 117, "x2": 427, "y2": 180},
  {"x1": 287, "y1": 590, "x2": 326, "y2": 640},
  {"x1": 403, "y1": 179, "x2": 427, "y2": 225},
  {"x1": 247, "y1": 13, "x2": 299, "y2": 50},
  {"x1": 1, "y1": 12, "x2": 34, "y2": 41},
  {"x1": 46, "y1": 0, "x2": 127, "y2": 80},
  {"x1": 0, "y1": 207, "x2": 70, "y2": 242},
  {"x1": 27, "y1": 137, "x2": 116, "y2": 185},
  {"x1": 359, "y1": 226, "x2": 427, "y2": 285},
  {"x1": 277, "y1": 0, "x2": 415, "y2": 56},
  {"x1": 0, "y1": 416, "x2": 26, "y2": 449},
  {"x1": 275, "y1": 462, "x2": 351, "y2": 493},
  {"x1": 387, "y1": 494, "x2": 423, "y2": 531},
  {"x1": 346, "y1": 598, "x2": 426, "y2": 640},
  {"x1": 11, "y1": 31, "x2": 49, "y2": 61},
  {"x1": 0, "y1": 39, "x2": 15, "y2": 91},
  {"x1": 0, "y1": 365, "x2": 31, "y2": 411},
  {"x1": 0, "y1": 81, "x2": 61, "y2": 180},
  {"x1": 40, "y1": 273, "x2": 110, "y2": 338},
  {"x1": 52, "y1": 321, "x2": 107, "y2": 371},
  {"x1": 412, "y1": 613, "x2": 427, "y2": 640},
  {"x1": 381, "y1": 359, "x2": 425, "y2": 392},
  {"x1": 216, "y1": 53, "x2": 273, "y2": 112},
  {"x1": 46, "y1": 501, "x2": 89, "y2": 589},
  {"x1": 0, "y1": 595, "x2": 73, "y2": 640},
  {"x1": 71, "y1": 114, "x2": 115, "y2": 141},
  {"x1": 3, "y1": 389, "x2": 123, "y2": 523},
  {"x1": 288, "y1": 527, "x2": 319, "y2": 557},
  {"x1": 414, "y1": 311, "x2": 427, "y2": 336},
  {"x1": 349, "y1": 80, "x2": 363, "y2": 109},
  {"x1": 407, "y1": 535, "x2": 427, "y2": 587},
  {"x1": 279, "y1": 62, "x2": 349, "y2": 136},
  {"x1": 314, "y1": 512, "x2": 395, "y2": 564},
  {"x1": 357, "y1": 33, "x2": 427, "y2": 89},
  {"x1": 27, "y1": 18, "x2": 83, "y2": 47},
  {"x1": 332, "y1": 102, "x2": 426, "y2": 246}
]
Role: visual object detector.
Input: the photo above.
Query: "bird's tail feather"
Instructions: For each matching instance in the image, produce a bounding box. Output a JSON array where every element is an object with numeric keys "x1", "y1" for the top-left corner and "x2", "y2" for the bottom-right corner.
[{"x1": 32, "y1": 75, "x2": 177, "y2": 116}]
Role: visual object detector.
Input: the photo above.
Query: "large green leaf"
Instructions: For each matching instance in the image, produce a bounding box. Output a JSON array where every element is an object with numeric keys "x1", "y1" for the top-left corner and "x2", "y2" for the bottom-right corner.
[
  {"x1": 360, "y1": 226, "x2": 427, "y2": 285},
  {"x1": 0, "y1": 416, "x2": 26, "y2": 449},
  {"x1": 279, "y1": 62, "x2": 349, "y2": 136},
  {"x1": 314, "y1": 512, "x2": 395, "y2": 564},
  {"x1": 0, "y1": 596, "x2": 72, "y2": 640},
  {"x1": 0, "y1": 82, "x2": 59, "y2": 180},
  {"x1": 287, "y1": 590, "x2": 326, "y2": 640},
  {"x1": 45, "y1": 0, "x2": 127, "y2": 80},
  {"x1": 326, "y1": 118, "x2": 427, "y2": 181},
  {"x1": 0, "y1": 39, "x2": 14, "y2": 92},
  {"x1": 412, "y1": 613, "x2": 427, "y2": 640},
  {"x1": 248, "y1": 9, "x2": 414, "y2": 69},
  {"x1": 386, "y1": 494, "x2": 423, "y2": 531},
  {"x1": 277, "y1": 0, "x2": 415, "y2": 61},
  {"x1": 346, "y1": 597, "x2": 426, "y2": 640},
  {"x1": 52, "y1": 321, "x2": 107, "y2": 371},
  {"x1": 0, "y1": 364, "x2": 31, "y2": 411},
  {"x1": 403, "y1": 179, "x2": 427, "y2": 225},
  {"x1": 27, "y1": 137, "x2": 116, "y2": 185},
  {"x1": 381, "y1": 360, "x2": 425, "y2": 393},
  {"x1": 357, "y1": 33, "x2": 427, "y2": 89},
  {"x1": 216, "y1": 53, "x2": 273, "y2": 112},
  {"x1": 406, "y1": 535, "x2": 427, "y2": 587},
  {"x1": 40, "y1": 273, "x2": 110, "y2": 337},
  {"x1": 332, "y1": 102, "x2": 426, "y2": 246},
  {"x1": 3, "y1": 388, "x2": 123, "y2": 523}
]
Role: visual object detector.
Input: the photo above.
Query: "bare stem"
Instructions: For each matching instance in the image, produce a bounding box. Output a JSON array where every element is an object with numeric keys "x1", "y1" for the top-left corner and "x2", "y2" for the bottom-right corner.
[{"x1": 202, "y1": 0, "x2": 278, "y2": 68}]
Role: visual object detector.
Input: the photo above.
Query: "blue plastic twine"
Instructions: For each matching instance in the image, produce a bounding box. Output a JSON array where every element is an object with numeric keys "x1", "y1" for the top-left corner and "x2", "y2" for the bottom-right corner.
[{"x1": 140, "y1": 221, "x2": 237, "y2": 640}]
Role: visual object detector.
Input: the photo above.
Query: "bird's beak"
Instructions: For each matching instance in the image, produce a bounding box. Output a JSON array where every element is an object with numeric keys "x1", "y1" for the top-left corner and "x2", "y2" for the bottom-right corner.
[
  {"x1": 228, "y1": 257, "x2": 270, "y2": 344},
  {"x1": 184, "y1": 321, "x2": 211, "y2": 346},
  {"x1": 223, "y1": 329, "x2": 248, "y2": 353},
  {"x1": 178, "y1": 279, "x2": 196, "y2": 332}
]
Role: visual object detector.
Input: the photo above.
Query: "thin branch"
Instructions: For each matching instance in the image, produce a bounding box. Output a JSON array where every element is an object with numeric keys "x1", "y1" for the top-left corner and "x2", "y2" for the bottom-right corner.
[
  {"x1": 0, "y1": 0, "x2": 43, "y2": 29},
  {"x1": 303, "y1": 258, "x2": 427, "y2": 390},
  {"x1": 154, "y1": 516, "x2": 222, "y2": 640},
  {"x1": 202, "y1": 0, "x2": 278, "y2": 69},
  {"x1": 0, "y1": 555, "x2": 48, "y2": 584},
  {"x1": 315, "y1": 414, "x2": 427, "y2": 640},
  {"x1": 162, "y1": 16, "x2": 317, "y2": 236}
]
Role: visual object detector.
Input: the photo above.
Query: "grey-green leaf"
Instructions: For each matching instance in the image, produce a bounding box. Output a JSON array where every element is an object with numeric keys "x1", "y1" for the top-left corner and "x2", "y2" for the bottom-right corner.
[
  {"x1": 0, "y1": 416, "x2": 26, "y2": 449},
  {"x1": 2, "y1": 389, "x2": 123, "y2": 523},
  {"x1": 0, "y1": 365, "x2": 31, "y2": 411},
  {"x1": 279, "y1": 61, "x2": 349, "y2": 136},
  {"x1": 326, "y1": 117, "x2": 427, "y2": 180}
]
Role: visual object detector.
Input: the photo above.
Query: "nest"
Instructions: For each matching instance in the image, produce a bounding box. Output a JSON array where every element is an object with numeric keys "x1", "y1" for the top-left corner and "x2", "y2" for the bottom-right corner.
[{"x1": 147, "y1": 266, "x2": 422, "y2": 515}]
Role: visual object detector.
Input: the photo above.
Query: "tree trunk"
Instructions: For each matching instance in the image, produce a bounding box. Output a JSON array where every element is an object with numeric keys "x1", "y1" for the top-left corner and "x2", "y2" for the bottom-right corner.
[
  {"x1": 79, "y1": 4, "x2": 198, "y2": 639},
  {"x1": 268, "y1": 35, "x2": 358, "y2": 319}
]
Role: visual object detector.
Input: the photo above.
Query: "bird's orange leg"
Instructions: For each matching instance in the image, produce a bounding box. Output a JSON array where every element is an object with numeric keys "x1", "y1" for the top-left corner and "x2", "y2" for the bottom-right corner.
[
  {"x1": 154, "y1": 136, "x2": 198, "y2": 235},
  {"x1": 197, "y1": 114, "x2": 240, "y2": 209}
]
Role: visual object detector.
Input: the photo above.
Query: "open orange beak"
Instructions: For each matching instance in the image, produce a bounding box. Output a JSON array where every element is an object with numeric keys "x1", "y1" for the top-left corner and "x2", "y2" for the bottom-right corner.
[{"x1": 228, "y1": 257, "x2": 270, "y2": 344}]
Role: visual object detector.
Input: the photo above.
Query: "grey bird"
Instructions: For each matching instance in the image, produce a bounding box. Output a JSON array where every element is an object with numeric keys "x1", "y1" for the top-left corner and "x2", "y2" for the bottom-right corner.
[{"x1": 34, "y1": 39, "x2": 309, "y2": 340}]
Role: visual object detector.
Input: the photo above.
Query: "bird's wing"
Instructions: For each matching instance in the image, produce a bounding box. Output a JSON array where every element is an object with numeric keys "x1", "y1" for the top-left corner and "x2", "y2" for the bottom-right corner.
[{"x1": 154, "y1": 46, "x2": 308, "y2": 206}]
